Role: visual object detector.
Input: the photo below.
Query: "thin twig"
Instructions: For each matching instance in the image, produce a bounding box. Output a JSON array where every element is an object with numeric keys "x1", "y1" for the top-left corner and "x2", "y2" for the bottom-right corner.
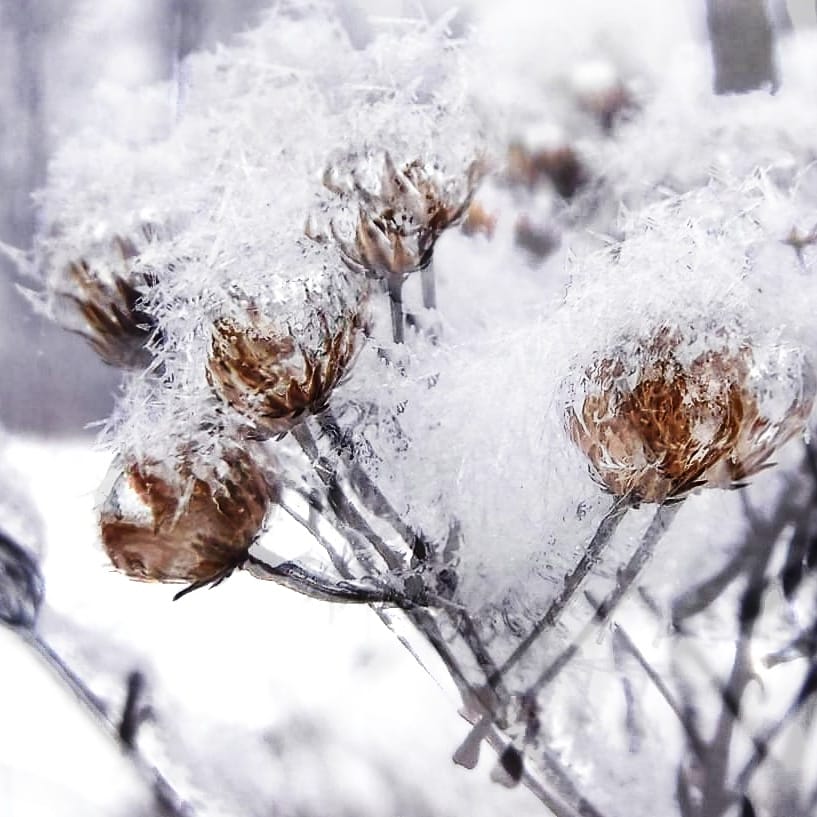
[
  {"x1": 24, "y1": 632, "x2": 193, "y2": 816},
  {"x1": 421, "y1": 262, "x2": 436, "y2": 310},
  {"x1": 489, "y1": 499, "x2": 630, "y2": 686},
  {"x1": 529, "y1": 502, "x2": 681, "y2": 694},
  {"x1": 613, "y1": 625, "x2": 706, "y2": 759},
  {"x1": 388, "y1": 276, "x2": 405, "y2": 344}
]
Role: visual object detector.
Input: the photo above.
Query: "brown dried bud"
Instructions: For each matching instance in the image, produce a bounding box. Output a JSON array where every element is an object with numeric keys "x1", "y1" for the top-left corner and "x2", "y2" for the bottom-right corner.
[
  {"x1": 461, "y1": 200, "x2": 497, "y2": 239},
  {"x1": 329, "y1": 154, "x2": 481, "y2": 282},
  {"x1": 207, "y1": 308, "x2": 362, "y2": 438},
  {"x1": 569, "y1": 59, "x2": 637, "y2": 132},
  {"x1": 566, "y1": 329, "x2": 815, "y2": 503},
  {"x1": 506, "y1": 139, "x2": 587, "y2": 199},
  {"x1": 57, "y1": 234, "x2": 158, "y2": 369},
  {"x1": 100, "y1": 447, "x2": 270, "y2": 586}
]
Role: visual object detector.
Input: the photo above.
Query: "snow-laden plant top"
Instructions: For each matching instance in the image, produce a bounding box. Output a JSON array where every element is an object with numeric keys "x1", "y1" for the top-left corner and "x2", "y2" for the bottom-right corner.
[{"x1": 21, "y1": 2, "x2": 817, "y2": 815}]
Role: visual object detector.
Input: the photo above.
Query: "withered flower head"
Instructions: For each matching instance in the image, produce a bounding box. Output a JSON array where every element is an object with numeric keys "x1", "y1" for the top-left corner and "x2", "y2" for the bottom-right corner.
[
  {"x1": 566, "y1": 329, "x2": 815, "y2": 503},
  {"x1": 506, "y1": 132, "x2": 587, "y2": 199},
  {"x1": 328, "y1": 154, "x2": 481, "y2": 282},
  {"x1": 569, "y1": 59, "x2": 636, "y2": 132},
  {"x1": 207, "y1": 305, "x2": 363, "y2": 438},
  {"x1": 100, "y1": 446, "x2": 270, "y2": 587},
  {"x1": 55, "y1": 232, "x2": 158, "y2": 369}
]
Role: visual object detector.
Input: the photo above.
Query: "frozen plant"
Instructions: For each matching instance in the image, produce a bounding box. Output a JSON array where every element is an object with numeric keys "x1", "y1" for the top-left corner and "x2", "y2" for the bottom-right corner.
[{"x1": 13, "y1": 1, "x2": 817, "y2": 816}]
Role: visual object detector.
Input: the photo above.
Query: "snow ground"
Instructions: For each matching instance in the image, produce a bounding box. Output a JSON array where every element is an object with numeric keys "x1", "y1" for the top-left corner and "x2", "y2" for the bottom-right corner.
[{"x1": 0, "y1": 436, "x2": 546, "y2": 817}]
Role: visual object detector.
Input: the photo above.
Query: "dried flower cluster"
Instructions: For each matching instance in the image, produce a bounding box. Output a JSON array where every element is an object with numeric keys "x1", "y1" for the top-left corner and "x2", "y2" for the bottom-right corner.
[
  {"x1": 566, "y1": 329, "x2": 816, "y2": 503},
  {"x1": 207, "y1": 306, "x2": 363, "y2": 438},
  {"x1": 100, "y1": 447, "x2": 271, "y2": 587},
  {"x1": 55, "y1": 234, "x2": 158, "y2": 369},
  {"x1": 329, "y1": 154, "x2": 480, "y2": 283}
]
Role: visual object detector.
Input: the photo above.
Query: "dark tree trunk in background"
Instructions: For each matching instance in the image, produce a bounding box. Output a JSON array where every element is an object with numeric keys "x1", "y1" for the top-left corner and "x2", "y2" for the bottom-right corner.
[{"x1": 706, "y1": 0, "x2": 779, "y2": 93}]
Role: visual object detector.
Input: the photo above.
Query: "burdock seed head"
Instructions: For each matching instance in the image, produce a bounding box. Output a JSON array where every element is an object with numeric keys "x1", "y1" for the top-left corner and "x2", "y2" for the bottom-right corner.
[
  {"x1": 328, "y1": 153, "x2": 482, "y2": 283},
  {"x1": 100, "y1": 445, "x2": 271, "y2": 588},
  {"x1": 52, "y1": 231, "x2": 159, "y2": 369},
  {"x1": 206, "y1": 301, "x2": 363, "y2": 439},
  {"x1": 566, "y1": 328, "x2": 815, "y2": 504}
]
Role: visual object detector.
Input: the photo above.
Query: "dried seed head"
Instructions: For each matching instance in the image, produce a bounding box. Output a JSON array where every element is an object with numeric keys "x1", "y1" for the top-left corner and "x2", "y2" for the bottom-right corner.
[
  {"x1": 566, "y1": 329, "x2": 815, "y2": 503},
  {"x1": 54, "y1": 233, "x2": 158, "y2": 369},
  {"x1": 569, "y1": 59, "x2": 636, "y2": 132},
  {"x1": 506, "y1": 135, "x2": 587, "y2": 199},
  {"x1": 461, "y1": 200, "x2": 497, "y2": 239},
  {"x1": 100, "y1": 447, "x2": 270, "y2": 586},
  {"x1": 207, "y1": 306, "x2": 363, "y2": 438},
  {"x1": 328, "y1": 154, "x2": 481, "y2": 282}
]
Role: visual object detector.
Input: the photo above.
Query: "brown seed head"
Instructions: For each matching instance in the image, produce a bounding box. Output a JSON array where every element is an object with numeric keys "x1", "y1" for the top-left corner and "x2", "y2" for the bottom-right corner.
[
  {"x1": 207, "y1": 307, "x2": 362, "y2": 438},
  {"x1": 566, "y1": 329, "x2": 815, "y2": 503},
  {"x1": 59, "y1": 234, "x2": 158, "y2": 369},
  {"x1": 100, "y1": 447, "x2": 270, "y2": 586},
  {"x1": 506, "y1": 142, "x2": 587, "y2": 199},
  {"x1": 329, "y1": 154, "x2": 481, "y2": 281}
]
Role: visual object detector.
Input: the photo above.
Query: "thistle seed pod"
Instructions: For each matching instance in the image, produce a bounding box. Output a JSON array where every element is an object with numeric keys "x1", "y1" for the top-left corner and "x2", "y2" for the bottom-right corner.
[
  {"x1": 55, "y1": 233, "x2": 158, "y2": 369},
  {"x1": 329, "y1": 154, "x2": 481, "y2": 282},
  {"x1": 566, "y1": 329, "x2": 815, "y2": 503},
  {"x1": 207, "y1": 307, "x2": 362, "y2": 438},
  {"x1": 506, "y1": 135, "x2": 587, "y2": 199},
  {"x1": 100, "y1": 447, "x2": 270, "y2": 587}
]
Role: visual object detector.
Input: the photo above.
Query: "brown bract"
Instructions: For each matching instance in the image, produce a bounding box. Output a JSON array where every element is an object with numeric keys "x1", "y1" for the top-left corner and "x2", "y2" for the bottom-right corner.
[
  {"x1": 100, "y1": 448, "x2": 270, "y2": 586},
  {"x1": 566, "y1": 331, "x2": 815, "y2": 503},
  {"x1": 329, "y1": 154, "x2": 481, "y2": 282},
  {"x1": 207, "y1": 309, "x2": 361, "y2": 438},
  {"x1": 60, "y1": 235, "x2": 157, "y2": 369}
]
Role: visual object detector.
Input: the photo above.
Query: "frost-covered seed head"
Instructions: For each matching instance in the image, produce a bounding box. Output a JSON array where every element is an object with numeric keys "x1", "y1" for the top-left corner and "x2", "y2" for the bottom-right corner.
[
  {"x1": 54, "y1": 234, "x2": 158, "y2": 369},
  {"x1": 207, "y1": 307, "x2": 363, "y2": 438},
  {"x1": 506, "y1": 141, "x2": 587, "y2": 199},
  {"x1": 330, "y1": 154, "x2": 480, "y2": 282},
  {"x1": 566, "y1": 329, "x2": 816, "y2": 503},
  {"x1": 100, "y1": 447, "x2": 270, "y2": 585}
]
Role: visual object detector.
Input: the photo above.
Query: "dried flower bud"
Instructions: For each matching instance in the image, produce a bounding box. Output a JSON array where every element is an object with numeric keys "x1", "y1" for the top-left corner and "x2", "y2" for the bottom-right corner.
[
  {"x1": 461, "y1": 200, "x2": 497, "y2": 239},
  {"x1": 207, "y1": 307, "x2": 362, "y2": 438},
  {"x1": 329, "y1": 154, "x2": 481, "y2": 282},
  {"x1": 100, "y1": 447, "x2": 270, "y2": 586},
  {"x1": 514, "y1": 216, "x2": 559, "y2": 260},
  {"x1": 55, "y1": 233, "x2": 158, "y2": 369},
  {"x1": 566, "y1": 329, "x2": 815, "y2": 503},
  {"x1": 506, "y1": 134, "x2": 587, "y2": 199},
  {"x1": 569, "y1": 59, "x2": 635, "y2": 132}
]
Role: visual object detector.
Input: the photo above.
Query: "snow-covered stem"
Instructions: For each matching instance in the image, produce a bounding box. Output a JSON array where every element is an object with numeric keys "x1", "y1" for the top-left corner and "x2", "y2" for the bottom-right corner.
[
  {"x1": 421, "y1": 262, "x2": 436, "y2": 311},
  {"x1": 529, "y1": 501, "x2": 683, "y2": 695},
  {"x1": 489, "y1": 498, "x2": 631, "y2": 686}
]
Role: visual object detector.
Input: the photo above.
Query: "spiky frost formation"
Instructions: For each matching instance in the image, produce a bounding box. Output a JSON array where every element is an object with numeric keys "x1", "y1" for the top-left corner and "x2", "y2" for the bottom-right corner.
[
  {"x1": 99, "y1": 443, "x2": 271, "y2": 587},
  {"x1": 566, "y1": 328, "x2": 815, "y2": 503}
]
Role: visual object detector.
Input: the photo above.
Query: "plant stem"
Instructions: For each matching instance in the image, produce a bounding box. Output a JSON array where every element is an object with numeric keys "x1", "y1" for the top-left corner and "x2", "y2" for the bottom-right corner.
[
  {"x1": 488, "y1": 498, "x2": 630, "y2": 688},
  {"x1": 388, "y1": 276, "x2": 405, "y2": 344},
  {"x1": 421, "y1": 262, "x2": 436, "y2": 310},
  {"x1": 529, "y1": 501, "x2": 682, "y2": 694}
]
